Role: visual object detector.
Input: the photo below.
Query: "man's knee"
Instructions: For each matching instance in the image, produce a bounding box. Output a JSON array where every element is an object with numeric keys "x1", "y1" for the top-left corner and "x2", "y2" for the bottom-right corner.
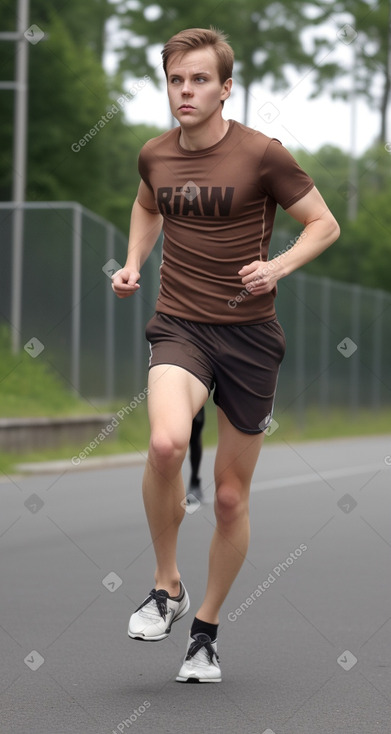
[
  {"x1": 215, "y1": 481, "x2": 248, "y2": 523},
  {"x1": 149, "y1": 430, "x2": 188, "y2": 465}
]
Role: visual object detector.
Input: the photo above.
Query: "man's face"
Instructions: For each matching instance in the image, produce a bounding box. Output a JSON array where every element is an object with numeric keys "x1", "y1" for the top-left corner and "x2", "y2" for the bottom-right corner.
[{"x1": 166, "y1": 47, "x2": 231, "y2": 127}]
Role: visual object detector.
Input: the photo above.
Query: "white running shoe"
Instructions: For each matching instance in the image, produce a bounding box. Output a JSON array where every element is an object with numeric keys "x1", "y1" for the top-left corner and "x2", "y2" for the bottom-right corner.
[
  {"x1": 176, "y1": 632, "x2": 222, "y2": 683},
  {"x1": 128, "y1": 581, "x2": 190, "y2": 641}
]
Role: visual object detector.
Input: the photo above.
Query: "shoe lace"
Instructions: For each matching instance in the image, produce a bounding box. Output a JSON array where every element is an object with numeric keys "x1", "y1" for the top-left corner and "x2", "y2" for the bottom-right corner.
[
  {"x1": 186, "y1": 634, "x2": 219, "y2": 664},
  {"x1": 136, "y1": 589, "x2": 169, "y2": 621}
]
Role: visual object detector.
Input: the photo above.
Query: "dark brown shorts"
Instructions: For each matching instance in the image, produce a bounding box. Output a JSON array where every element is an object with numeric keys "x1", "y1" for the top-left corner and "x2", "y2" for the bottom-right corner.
[{"x1": 145, "y1": 312, "x2": 286, "y2": 434}]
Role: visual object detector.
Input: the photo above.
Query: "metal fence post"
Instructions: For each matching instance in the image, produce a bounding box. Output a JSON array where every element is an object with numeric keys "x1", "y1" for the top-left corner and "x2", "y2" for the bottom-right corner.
[
  {"x1": 71, "y1": 205, "x2": 82, "y2": 395},
  {"x1": 133, "y1": 282, "x2": 143, "y2": 394},
  {"x1": 11, "y1": 206, "x2": 24, "y2": 354},
  {"x1": 10, "y1": 0, "x2": 30, "y2": 353},
  {"x1": 105, "y1": 223, "x2": 115, "y2": 401},
  {"x1": 319, "y1": 277, "x2": 331, "y2": 412},
  {"x1": 371, "y1": 289, "x2": 384, "y2": 410},
  {"x1": 295, "y1": 273, "x2": 306, "y2": 428},
  {"x1": 350, "y1": 284, "x2": 360, "y2": 414}
]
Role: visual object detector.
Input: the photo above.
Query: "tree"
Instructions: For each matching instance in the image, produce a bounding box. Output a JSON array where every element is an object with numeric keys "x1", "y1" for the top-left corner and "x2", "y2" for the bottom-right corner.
[
  {"x1": 0, "y1": 1, "x2": 163, "y2": 233},
  {"x1": 291, "y1": 143, "x2": 391, "y2": 292},
  {"x1": 29, "y1": 0, "x2": 114, "y2": 62},
  {"x1": 308, "y1": 0, "x2": 391, "y2": 143},
  {"x1": 0, "y1": 0, "x2": 115, "y2": 204},
  {"x1": 114, "y1": 0, "x2": 332, "y2": 125}
]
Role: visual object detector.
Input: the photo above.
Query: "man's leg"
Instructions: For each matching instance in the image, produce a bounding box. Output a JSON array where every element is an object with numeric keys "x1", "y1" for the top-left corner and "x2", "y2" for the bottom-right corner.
[
  {"x1": 195, "y1": 406, "x2": 264, "y2": 624},
  {"x1": 142, "y1": 364, "x2": 208, "y2": 596},
  {"x1": 176, "y1": 407, "x2": 264, "y2": 681}
]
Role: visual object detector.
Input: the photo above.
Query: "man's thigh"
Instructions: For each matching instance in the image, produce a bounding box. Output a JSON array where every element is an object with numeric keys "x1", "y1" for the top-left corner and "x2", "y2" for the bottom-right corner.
[
  {"x1": 147, "y1": 364, "x2": 208, "y2": 446},
  {"x1": 214, "y1": 406, "x2": 265, "y2": 491}
]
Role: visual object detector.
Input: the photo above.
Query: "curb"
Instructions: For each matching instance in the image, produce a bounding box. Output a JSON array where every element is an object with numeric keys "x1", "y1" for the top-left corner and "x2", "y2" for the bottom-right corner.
[
  {"x1": 0, "y1": 414, "x2": 117, "y2": 453},
  {"x1": 13, "y1": 446, "x2": 219, "y2": 477},
  {"x1": 15, "y1": 451, "x2": 148, "y2": 475}
]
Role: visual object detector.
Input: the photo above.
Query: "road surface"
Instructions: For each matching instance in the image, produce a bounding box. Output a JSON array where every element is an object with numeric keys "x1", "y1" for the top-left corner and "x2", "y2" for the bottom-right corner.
[{"x1": 1, "y1": 435, "x2": 391, "y2": 733}]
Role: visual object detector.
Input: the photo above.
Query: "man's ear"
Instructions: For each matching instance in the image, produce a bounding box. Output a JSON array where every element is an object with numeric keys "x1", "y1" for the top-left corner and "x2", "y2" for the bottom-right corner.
[{"x1": 221, "y1": 77, "x2": 232, "y2": 103}]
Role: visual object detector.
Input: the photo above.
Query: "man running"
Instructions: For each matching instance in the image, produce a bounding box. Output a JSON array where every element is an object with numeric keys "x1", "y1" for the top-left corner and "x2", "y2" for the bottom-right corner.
[{"x1": 112, "y1": 27, "x2": 340, "y2": 683}]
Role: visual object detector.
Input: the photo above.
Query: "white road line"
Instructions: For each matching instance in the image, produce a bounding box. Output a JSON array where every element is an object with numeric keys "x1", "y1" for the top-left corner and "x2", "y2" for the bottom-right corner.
[{"x1": 251, "y1": 463, "x2": 385, "y2": 491}]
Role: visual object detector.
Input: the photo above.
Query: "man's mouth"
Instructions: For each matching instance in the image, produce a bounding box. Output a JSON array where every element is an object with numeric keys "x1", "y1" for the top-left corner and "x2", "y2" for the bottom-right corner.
[{"x1": 179, "y1": 104, "x2": 195, "y2": 110}]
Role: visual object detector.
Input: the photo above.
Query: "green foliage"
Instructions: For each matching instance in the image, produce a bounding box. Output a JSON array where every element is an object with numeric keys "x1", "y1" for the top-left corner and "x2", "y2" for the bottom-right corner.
[
  {"x1": 25, "y1": 10, "x2": 165, "y2": 230},
  {"x1": 0, "y1": 0, "x2": 166, "y2": 233},
  {"x1": 27, "y1": 12, "x2": 110, "y2": 206},
  {"x1": 284, "y1": 143, "x2": 391, "y2": 291},
  {"x1": 26, "y1": 0, "x2": 114, "y2": 60},
  {"x1": 339, "y1": 156, "x2": 391, "y2": 292},
  {"x1": 270, "y1": 140, "x2": 391, "y2": 292},
  {"x1": 100, "y1": 122, "x2": 164, "y2": 234}
]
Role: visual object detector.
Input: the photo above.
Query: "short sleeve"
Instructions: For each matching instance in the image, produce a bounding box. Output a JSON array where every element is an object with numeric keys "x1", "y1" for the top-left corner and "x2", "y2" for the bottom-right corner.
[{"x1": 260, "y1": 139, "x2": 314, "y2": 210}]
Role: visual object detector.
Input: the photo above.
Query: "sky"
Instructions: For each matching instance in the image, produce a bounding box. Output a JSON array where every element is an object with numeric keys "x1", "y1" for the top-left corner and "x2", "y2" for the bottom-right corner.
[{"x1": 104, "y1": 19, "x2": 384, "y2": 157}]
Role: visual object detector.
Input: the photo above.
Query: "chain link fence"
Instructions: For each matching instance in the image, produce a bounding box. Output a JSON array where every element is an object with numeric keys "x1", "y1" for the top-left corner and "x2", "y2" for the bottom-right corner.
[
  {"x1": 1, "y1": 202, "x2": 390, "y2": 418},
  {"x1": 276, "y1": 272, "x2": 391, "y2": 422},
  {"x1": 1, "y1": 202, "x2": 160, "y2": 401}
]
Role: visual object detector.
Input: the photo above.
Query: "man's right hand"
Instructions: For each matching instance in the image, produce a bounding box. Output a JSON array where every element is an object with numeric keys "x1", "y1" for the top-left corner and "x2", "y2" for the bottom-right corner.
[{"x1": 111, "y1": 267, "x2": 141, "y2": 299}]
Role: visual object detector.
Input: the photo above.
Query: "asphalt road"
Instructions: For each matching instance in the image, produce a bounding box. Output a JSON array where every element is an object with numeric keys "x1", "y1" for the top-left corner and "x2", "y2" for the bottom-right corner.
[{"x1": 1, "y1": 435, "x2": 391, "y2": 734}]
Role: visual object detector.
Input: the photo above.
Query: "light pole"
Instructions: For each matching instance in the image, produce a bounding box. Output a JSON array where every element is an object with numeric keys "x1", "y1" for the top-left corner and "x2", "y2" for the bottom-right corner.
[
  {"x1": 12, "y1": 0, "x2": 30, "y2": 353},
  {"x1": 0, "y1": 0, "x2": 30, "y2": 353}
]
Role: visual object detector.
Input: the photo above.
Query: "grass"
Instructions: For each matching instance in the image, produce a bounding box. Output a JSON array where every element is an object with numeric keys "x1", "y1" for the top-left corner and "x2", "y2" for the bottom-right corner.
[
  {"x1": 0, "y1": 325, "x2": 97, "y2": 418},
  {"x1": 267, "y1": 406, "x2": 391, "y2": 442},
  {"x1": 0, "y1": 325, "x2": 390, "y2": 476}
]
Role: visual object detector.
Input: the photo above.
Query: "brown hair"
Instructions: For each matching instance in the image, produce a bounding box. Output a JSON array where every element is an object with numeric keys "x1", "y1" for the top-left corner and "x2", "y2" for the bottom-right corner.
[{"x1": 162, "y1": 27, "x2": 234, "y2": 84}]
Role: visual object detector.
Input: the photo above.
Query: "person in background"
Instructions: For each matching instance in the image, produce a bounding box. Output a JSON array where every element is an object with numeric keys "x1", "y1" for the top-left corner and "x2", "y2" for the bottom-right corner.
[{"x1": 187, "y1": 406, "x2": 205, "y2": 503}]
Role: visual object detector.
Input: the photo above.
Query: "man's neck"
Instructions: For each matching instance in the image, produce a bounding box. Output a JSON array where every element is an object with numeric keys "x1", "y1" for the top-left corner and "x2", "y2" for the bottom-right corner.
[{"x1": 179, "y1": 117, "x2": 230, "y2": 151}]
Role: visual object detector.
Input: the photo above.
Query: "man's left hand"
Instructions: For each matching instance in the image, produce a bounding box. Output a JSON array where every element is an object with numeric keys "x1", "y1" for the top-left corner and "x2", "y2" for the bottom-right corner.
[{"x1": 238, "y1": 260, "x2": 279, "y2": 295}]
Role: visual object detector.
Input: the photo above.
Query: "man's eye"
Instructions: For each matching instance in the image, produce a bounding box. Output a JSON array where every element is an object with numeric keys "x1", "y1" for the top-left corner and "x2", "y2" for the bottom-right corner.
[{"x1": 196, "y1": 77, "x2": 206, "y2": 83}]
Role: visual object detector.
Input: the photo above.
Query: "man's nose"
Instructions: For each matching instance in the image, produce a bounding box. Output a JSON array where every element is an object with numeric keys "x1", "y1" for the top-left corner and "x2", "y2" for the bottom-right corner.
[{"x1": 181, "y1": 80, "x2": 193, "y2": 95}]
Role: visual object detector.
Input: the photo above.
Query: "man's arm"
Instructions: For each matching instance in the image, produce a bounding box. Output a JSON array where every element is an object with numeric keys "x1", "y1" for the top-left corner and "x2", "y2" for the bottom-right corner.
[
  {"x1": 239, "y1": 187, "x2": 340, "y2": 295},
  {"x1": 112, "y1": 180, "x2": 163, "y2": 299}
]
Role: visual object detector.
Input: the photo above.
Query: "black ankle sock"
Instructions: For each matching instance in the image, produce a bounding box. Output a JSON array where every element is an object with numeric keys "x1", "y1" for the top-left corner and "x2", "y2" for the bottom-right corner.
[{"x1": 191, "y1": 616, "x2": 218, "y2": 642}]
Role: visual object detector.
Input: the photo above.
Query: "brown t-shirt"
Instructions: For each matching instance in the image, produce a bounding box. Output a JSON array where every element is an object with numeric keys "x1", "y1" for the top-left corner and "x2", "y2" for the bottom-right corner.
[{"x1": 138, "y1": 119, "x2": 314, "y2": 324}]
